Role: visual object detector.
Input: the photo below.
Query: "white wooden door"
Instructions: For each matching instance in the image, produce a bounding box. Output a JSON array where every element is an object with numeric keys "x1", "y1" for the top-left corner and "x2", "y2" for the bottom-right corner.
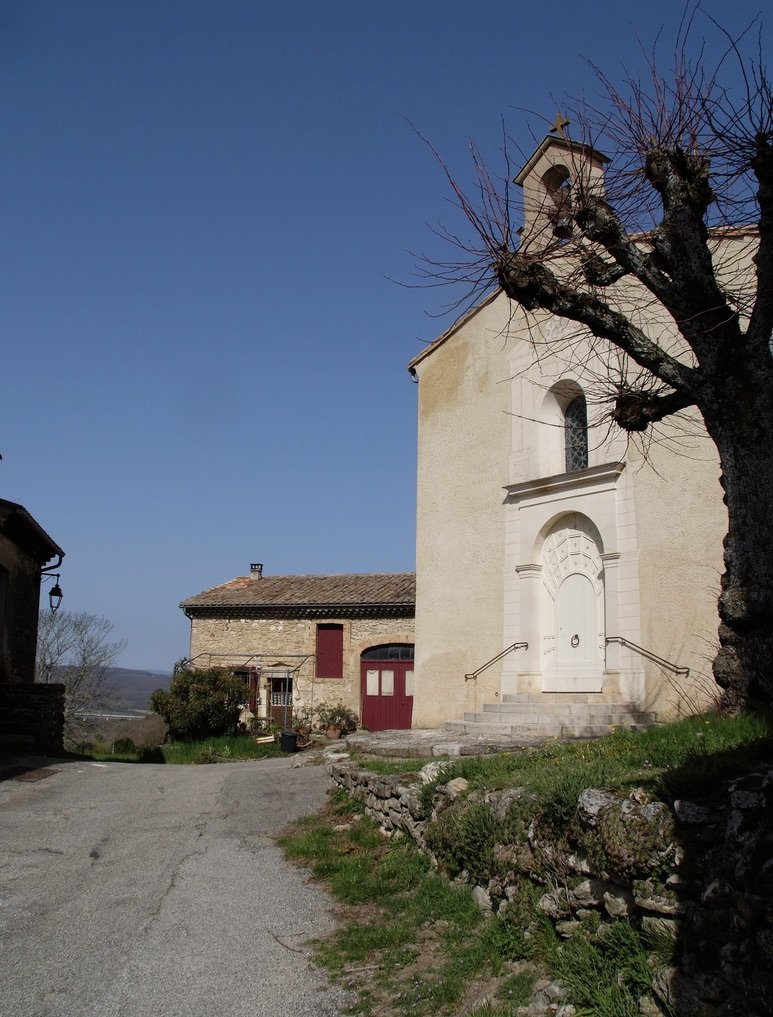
[
  {"x1": 546, "y1": 572, "x2": 603, "y2": 691},
  {"x1": 557, "y1": 573, "x2": 596, "y2": 665},
  {"x1": 541, "y1": 515, "x2": 605, "y2": 693}
]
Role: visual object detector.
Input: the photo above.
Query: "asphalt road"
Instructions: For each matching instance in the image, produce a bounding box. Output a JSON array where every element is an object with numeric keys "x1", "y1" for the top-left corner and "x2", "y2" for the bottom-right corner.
[{"x1": 0, "y1": 756, "x2": 352, "y2": 1017}]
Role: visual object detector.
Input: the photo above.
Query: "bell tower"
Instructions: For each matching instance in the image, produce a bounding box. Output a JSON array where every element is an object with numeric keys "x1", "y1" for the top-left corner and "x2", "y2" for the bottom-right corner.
[{"x1": 514, "y1": 121, "x2": 610, "y2": 253}]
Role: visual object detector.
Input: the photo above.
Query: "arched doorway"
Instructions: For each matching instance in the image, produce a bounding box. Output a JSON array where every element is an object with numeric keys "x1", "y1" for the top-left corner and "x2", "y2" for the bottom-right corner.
[
  {"x1": 541, "y1": 514, "x2": 605, "y2": 691},
  {"x1": 360, "y1": 644, "x2": 414, "y2": 731}
]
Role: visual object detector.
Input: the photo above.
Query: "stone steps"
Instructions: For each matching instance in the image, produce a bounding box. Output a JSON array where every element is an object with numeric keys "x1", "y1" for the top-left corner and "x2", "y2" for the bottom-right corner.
[
  {"x1": 480, "y1": 702, "x2": 646, "y2": 718},
  {"x1": 500, "y1": 692, "x2": 616, "y2": 704},
  {"x1": 443, "y1": 694, "x2": 655, "y2": 740}
]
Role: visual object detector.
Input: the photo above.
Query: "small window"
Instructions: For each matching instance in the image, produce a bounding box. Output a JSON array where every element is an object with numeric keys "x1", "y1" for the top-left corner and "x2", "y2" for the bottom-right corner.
[
  {"x1": 316, "y1": 624, "x2": 344, "y2": 678},
  {"x1": 270, "y1": 674, "x2": 293, "y2": 706},
  {"x1": 564, "y1": 395, "x2": 588, "y2": 472},
  {"x1": 405, "y1": 670, "x2": 415, "y2": 697}
]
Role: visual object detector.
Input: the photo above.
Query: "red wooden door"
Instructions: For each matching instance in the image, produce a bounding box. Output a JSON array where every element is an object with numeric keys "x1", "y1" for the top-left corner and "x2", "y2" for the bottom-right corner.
[{"x1": 360, "y1": 649, "x2": 414, "y2": 731}]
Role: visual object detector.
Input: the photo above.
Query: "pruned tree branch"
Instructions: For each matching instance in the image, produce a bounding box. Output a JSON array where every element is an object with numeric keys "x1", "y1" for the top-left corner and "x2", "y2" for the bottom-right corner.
[
  {"x1": 611, "y1": 385, "x2": 696, "y2": 431},
  {"x1": 496, "y1": 251, "x2": 698, "y2": 400}
]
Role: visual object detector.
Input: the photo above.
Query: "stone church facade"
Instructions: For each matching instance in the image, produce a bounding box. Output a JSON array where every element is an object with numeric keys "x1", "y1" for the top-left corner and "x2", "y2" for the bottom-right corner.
[{"x1": 409, "y1": 135, "x2": 740, "y2": 733}]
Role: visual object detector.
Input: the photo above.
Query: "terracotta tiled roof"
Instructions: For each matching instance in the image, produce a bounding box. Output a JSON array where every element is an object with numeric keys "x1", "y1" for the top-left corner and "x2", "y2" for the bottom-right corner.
[{"x1": 181, "y1": 572, "x2": 415, "y2": 618}]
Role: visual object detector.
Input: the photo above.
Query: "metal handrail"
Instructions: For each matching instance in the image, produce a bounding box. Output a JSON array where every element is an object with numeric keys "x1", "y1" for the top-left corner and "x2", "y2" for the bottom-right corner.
[
  {"x1": 605, "y1": 636, "x2": 690, "y2": 676},
  {"x1": 465, "y1": 642, "x2": 528, "y2": 682}
]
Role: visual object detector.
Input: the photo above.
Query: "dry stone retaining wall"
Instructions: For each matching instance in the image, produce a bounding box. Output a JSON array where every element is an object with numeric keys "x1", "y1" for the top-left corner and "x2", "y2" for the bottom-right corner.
[{"x1": 329, "y1": 759, "x2": 773, "y2": 1017}]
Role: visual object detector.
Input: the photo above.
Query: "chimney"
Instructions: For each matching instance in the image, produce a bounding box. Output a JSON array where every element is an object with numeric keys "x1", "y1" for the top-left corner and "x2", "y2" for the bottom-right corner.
[{"x1": 250, "y1": 562, "x2": 264, "y2": 578}]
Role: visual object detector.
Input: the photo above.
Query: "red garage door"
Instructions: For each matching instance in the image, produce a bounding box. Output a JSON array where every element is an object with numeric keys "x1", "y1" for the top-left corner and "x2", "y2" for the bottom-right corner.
[{"x1": 360, "y1": 644, "x2": 414, "y2": 732}]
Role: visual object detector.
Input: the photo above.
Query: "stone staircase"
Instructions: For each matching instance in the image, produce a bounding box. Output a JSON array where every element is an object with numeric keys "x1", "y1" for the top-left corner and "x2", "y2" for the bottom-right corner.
[{"x1": 444, "y1": 692, "x2": 655, "y2": 740}]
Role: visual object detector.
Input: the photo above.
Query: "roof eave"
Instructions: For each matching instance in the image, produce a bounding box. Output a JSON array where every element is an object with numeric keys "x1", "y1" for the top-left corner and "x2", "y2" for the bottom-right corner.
[
  {"x1": 181, "y1": 602, "x2": 415, "y2": 620},
  {"x1": 0, "y1": 499, "x2": 64, "y2": 566},
  {"x1": 513, "y1": 135, "x2": 611, "y2": 186},
  {"x1": 408, "y1": 288, "x2": 501, "y2": 372}
]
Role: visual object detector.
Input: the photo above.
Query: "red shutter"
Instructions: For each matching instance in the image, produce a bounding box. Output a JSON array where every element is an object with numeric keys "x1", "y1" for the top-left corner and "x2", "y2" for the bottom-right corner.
[{"x1": 316, "y1": 624, "x2": 343, "y2": 678}]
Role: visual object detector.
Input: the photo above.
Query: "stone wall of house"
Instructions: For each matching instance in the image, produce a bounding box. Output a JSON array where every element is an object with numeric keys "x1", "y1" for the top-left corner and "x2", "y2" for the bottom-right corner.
[
  {"x1": 348, "y1": 618, "x2": 414, "y2": 652},
  {"x1": 329, "y1": 759, "x2": 773, "y2": 1016},
  {"x1": 189, "y1": 616, "x2": 307, "y2": 663},
  {"x1": 189, "y1": 614, "x2": 414, "y2": 723},
  {"x1": 0, "y1": 531, "x2": 43, "y2": 684},
  {"x1": 0, "y1": 683, "x2": 65, "y2": 753}
]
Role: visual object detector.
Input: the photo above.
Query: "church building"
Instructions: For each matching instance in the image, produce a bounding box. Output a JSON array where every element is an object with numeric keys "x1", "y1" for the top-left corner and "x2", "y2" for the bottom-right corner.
[{"x1": 408, "y1": 134, "x2": 736, "y2": 737}]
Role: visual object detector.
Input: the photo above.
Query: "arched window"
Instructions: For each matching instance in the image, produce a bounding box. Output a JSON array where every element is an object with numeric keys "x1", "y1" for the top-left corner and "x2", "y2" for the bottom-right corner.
[
  {"x1": 361, "y1": 644, "x2": 414, "y2": 661},
  {"x1": 564, "y1": 395, "x2": 588, "y2": 472}
]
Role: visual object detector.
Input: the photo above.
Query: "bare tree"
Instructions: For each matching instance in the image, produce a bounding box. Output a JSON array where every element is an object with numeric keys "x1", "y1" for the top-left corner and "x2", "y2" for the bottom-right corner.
[
  {"x1": 36, "y1": 610, "x2": 127, "y2": 717},
  {"x1": 425, "y1": 14, "x2": 773, "y2": 712}
]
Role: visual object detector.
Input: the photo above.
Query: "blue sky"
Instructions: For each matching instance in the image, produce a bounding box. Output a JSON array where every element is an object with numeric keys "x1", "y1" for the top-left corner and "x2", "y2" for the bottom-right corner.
[{"x1": 1, "y1": 1, "x2": 767, "y2": 670}]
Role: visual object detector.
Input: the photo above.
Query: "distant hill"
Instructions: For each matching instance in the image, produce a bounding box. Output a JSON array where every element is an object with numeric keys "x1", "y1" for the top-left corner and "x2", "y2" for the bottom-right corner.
[
  {"x1": 102, "y1": 668, "x2": 171, "y2": 712},
  {"x1": 49, "y1": 666, "x2": 171, "y2": 714}
]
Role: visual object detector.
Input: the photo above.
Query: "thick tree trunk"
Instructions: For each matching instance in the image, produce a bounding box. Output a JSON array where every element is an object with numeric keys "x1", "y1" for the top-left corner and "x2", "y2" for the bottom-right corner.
[{"x1": 706, "y1": 391, "x2": 773, "y2": 713}]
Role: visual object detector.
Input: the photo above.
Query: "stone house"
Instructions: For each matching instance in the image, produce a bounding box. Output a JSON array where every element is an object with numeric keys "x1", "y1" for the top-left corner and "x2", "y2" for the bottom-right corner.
[
  {"x1": 0, "y1": 498, "x2": 65, "y2": 751},
  {"x1": 408, "y1": 135, "x2": 737, "y2": 737},
  {"x1": 180, "y1": 567, "x2": 415, "y2": 731}
]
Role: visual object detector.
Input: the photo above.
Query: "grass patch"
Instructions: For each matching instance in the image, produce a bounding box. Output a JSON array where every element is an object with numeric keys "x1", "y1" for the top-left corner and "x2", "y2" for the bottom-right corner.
[
  {"x1": 495, "y1": 967, "x2": 539, "y2": 1007},
  {"x1": 161, "y1": 734, "x2": 283, "y2": 764},
  {"x1": 419, "y1": 710, "x2": 773, "y2": 815},
  {"x1": 422, "y1": 712, "x2": 772, "y2": 889},
  {"x1": 552, "y1": 921, "x2": 652, "y2": 1017},
  {"x1": 283, "y1": 793, "x2": 662, "y2": 1017},
  {"x1": 281, "y1": 797, "x2": 526, "y2": 1016},
  {"x1": 280, "y1": 796, "x2": 564, "y2": 1017},
  {"x1": 75, "y1": 733, "x2": 283, "y2": 764}
]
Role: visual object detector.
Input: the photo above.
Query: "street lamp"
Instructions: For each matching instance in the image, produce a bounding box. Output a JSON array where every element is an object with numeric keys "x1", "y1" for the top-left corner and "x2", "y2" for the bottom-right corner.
[
  {"x1": 41, "y1": 572, "x2": 63, "y2": 613},
  {"x1": 48, "y1": 577, "x2": 63, "y2": 613}
]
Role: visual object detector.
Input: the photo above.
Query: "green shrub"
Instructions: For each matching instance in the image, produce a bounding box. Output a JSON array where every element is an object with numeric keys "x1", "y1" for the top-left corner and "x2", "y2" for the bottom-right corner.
[
  {"x1": 314, "y1": 700, "x2": 359, "y2": 733},
  {"x1": 149, "y1": 667, "x2": 246, "y2": 741}
]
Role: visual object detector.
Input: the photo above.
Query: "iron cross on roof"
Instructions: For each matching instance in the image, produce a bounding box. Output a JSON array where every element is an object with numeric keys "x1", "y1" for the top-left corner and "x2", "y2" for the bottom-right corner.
[{"x1": 549, "y1": 113, "x2": 570, "y2": 138}]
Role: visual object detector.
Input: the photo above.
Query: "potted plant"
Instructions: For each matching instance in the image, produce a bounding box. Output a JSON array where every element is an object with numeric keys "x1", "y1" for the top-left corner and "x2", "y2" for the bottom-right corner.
[
  {"x1": 292, "y1": 707, "x2": 314, "y2": 738},
  {"x1": 315, "y1": 700, "x2": 358, "y2": 740},
  {"x1": 292, "y1": 707, "x2": 315, "y2": 748}
]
